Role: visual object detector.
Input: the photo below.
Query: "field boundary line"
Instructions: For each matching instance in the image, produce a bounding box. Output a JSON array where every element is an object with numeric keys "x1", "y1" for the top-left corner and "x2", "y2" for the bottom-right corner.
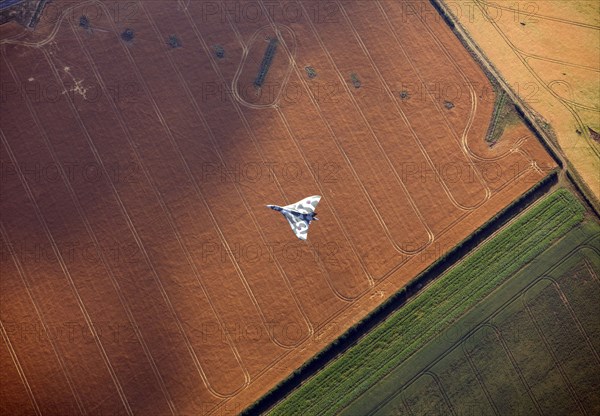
[
  {"x1": 66, "y1": 8, "x2": 252, "y2": 399},
  {"x1": 346, "y1": 0, "x2": 491, "y2": 205},
  {"x1": 226, "y1": 14, "x2": 364, "y2": 300},
  {"x1": 0, "y1": 311, "x2": 43, "y2": 416},
  {"x1": 293, "y1": 188, "x2": 574, "y2": 415},
  {"x1": 471, "y1": 0, "x2": 600, "y2": 161},
  {"x1": 0, "y1": 223, "x2": 84, "y2": 414},
  {"x1": 541, "y1": 276, "x2": 600, "y2": 365},
  {"x1": 0, "y1": 130, "x2": 133, "y2": 416},
  {"x1": 42, "y1": 11, "x2": 238, "y2": 400},
  {"x1": 339, "y1": 208, "x2": 592, "y2": 416},
  {"x1": 293, "y1": 0, "x2": 436, "y2": 252},
  {"x1": 168, "y1": 3, "x2": 337, "y2": 323},
  {"x1": 521, "y1": 285, "x2": 587, "y2": 415},
  {"x1": 3, "y1": 46, "x2": 179, "y2": 414},
  {"x1": 245, "y1": 173, "x2": 560, "y2": 414},
  {"x1": 436, "y1": 0, "x2": 600, "y2": 212},
  {"x1": 138, "y1": 1, "x2": 320, "y2": 334}
]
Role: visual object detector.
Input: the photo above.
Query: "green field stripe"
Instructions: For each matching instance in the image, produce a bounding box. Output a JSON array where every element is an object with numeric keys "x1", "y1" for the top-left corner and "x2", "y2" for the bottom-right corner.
[
  {"x1": 269, "y1": 189, "x2": 585, "y2": 416},
  {"x1": 351, "y1": 221, "x2": 599, "y2": 416}
]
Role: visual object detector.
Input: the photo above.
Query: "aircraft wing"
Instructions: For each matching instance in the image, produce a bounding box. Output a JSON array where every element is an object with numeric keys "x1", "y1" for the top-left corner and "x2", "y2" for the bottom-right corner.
[
  {"x1": 284, "y1": 195, "x2": 321, "y2": 214},
  {"x1": 283, "y1": 212, "x2": 310, "y2": 240}
]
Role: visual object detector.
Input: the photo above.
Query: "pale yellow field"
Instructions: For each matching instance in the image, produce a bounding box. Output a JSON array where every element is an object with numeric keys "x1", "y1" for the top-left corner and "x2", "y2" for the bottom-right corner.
[{"x1": 444, "y1": 0, "x2": 600, "y2": 200}]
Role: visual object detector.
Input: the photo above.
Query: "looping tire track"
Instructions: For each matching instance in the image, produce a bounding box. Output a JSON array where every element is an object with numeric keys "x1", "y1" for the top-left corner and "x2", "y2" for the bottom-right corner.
[
  {"x1": 339, "y1": 0, "x2": 476, "y2": 222},
  {"x1": 460, "y1": 331, "x2": 501, "y2": 415},
  {"x1": 174, "y1": 4, "x2": 353, "y2": 309},
  {"x1": 225, "y1": 12, "x2": 369, "y2": 295},
  {"x1": 399, "y1": 2, "x2": 498, "y2": 182},
  {"x1": 290, "y1": 0, "x2": 435, "y2": 253},
  {"x1": 424, "y1": 370, "x2": 456, "y2": 416},
  {"x1": 521, "y1": 287, "x2": 588, "y2": 415},
  {"x1": 227, "y1": 2, "x2": 378, "y2": 290},
  {"x1": 376, "y1": 1, "x2": 530, "y2": 164},
  {"x1": 0, "y1": 0, "x2": 98, "y2": 48},
  {"x1": 253, "y1": 0, "x2": 409, "y2": 266},
  {"x1": 56, "y1": 4, "x2": 252, "y2": 398},
  {"x1": 473, "y1": 0, "x2": 600, "y2": 161},
  {"x1": 230, "y1": 24, "x2": 296, "y2": 110},
  {"x1": 67, "y1": 6, "x2": 254, "y2": 400},
  {"x1": 345, "y1": 0, "x2": 490, "y2": 207},
  {"x1": 546, "y1": 79, "x2": 599, "y2": 111}
]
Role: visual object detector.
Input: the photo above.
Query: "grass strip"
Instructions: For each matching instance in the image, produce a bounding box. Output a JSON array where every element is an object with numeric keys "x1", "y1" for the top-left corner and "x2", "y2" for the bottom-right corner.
[{"x1": 268, "y1": 189, "x2": 585, "y2": 415}]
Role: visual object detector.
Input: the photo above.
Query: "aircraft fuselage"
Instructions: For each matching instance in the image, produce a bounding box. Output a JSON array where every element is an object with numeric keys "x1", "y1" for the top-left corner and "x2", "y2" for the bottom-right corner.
[{"x1": 266, "y1": 205, "x2": 318, "y2": 222}]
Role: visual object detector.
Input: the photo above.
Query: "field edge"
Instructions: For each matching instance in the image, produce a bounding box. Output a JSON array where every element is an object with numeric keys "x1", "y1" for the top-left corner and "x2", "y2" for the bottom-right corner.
[{"x1": 242, "y1": 171, "x2": 569, "y2": 415}]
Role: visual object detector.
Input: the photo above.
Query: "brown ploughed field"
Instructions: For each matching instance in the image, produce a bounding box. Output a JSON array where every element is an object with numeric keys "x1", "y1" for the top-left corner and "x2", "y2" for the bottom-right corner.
[{"x1": 0, "y1": 0, "x2": 555, "y2": 414}]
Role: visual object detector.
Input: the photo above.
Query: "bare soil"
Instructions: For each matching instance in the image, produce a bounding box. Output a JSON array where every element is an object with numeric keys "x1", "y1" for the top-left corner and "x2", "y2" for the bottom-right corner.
[{"x1": 0, "y1": 0, "x2": 556, "y2": 414}]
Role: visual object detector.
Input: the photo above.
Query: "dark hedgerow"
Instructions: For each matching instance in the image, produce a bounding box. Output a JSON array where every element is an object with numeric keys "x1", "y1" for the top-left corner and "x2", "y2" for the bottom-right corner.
[
  {"x1": 265, "y1": 187, "x2": 584, "y2": 416},
  {"x1": 244, "y1": 178, "x2": 585, "y2": 416},
  {"x1": 254, "y1": 37, "x2": 279, "y2": 87}
]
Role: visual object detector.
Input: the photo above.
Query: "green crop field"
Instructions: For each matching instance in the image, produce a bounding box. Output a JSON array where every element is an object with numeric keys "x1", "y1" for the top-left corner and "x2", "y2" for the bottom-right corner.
[
  {"x1": 346, "y1": 219, "x2": 599, "y2": 416},
  {"x1": 268, "y1": 189, "x2": 597, "y2": 415}
]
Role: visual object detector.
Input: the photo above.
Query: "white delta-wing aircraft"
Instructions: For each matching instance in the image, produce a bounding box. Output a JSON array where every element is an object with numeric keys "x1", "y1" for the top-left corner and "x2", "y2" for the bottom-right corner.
[{"x1": 266, "y1": 195, "x2": 321, "y2": 240}]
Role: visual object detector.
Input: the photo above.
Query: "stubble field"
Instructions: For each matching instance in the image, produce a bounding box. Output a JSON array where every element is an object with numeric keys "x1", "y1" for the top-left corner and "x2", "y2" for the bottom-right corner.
[
  {"x1": 443, "y1": 0, "x2": 600, "y2": 202},
  {"x1": 1, "y1": 0, "x2": 556, "y2": 414}
]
